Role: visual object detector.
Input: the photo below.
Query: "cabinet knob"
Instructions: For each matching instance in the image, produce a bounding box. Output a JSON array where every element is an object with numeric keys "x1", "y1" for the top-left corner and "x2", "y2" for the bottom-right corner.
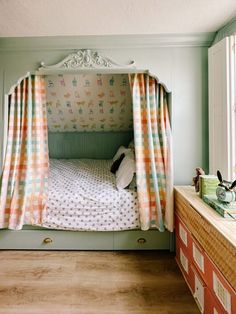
[
  {"x1": 137, "y1": 237, "x2": 146, "y2": 244},
  {"x1": 43, "y1": 237, "x2": 53, "y2": 244}
]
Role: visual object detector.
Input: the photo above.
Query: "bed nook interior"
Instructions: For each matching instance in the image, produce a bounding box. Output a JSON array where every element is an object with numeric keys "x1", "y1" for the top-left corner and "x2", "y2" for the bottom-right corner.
[{"x1": 0, "y1": 49, "x2": 174, "y2": 250}]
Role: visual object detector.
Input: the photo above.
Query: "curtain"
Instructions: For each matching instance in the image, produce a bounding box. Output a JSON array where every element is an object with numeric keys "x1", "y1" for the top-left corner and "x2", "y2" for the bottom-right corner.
[
  {"x1": 129, "y1": 73, "x2": 173, "y2": 232},
  {"x1": 0, "y1": 75, "x2": 49, "y2": 230}
]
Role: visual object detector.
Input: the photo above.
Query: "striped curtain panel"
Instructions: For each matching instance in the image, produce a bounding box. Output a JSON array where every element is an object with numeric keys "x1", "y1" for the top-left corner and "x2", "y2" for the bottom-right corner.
[
  {"x1": 0, "y1": 75, "x2": 49, "y2": 230},
  {"x1": 129, "y1": 73, "x2": 173, "y2": 232}
]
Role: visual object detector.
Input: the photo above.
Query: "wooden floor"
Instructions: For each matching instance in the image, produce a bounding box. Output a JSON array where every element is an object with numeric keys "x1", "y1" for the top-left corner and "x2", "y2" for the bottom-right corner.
[{"x1": 0, "y1": 251, "x2": 199, "y2": 314}]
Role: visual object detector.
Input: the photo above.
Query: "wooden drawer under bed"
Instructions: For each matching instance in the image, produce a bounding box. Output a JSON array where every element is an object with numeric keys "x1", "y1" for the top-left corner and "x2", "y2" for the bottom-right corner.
[{"x1": 0, "y1": 228, "x2": 173, "y2": 251}]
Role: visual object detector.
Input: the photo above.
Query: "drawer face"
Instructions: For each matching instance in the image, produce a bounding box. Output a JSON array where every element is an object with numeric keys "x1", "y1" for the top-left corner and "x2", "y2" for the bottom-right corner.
[
  {"x1": 205, "y1": 287, "x2": 228, "y2": 314},
  {"x1": 213, "y1": 271, "x2": 231, "y2": 313},
  {"x1": 176, "y1": 236, "x2": 194, "y2": 292},
  {"x1": 194, "y1": 272, "x2": 205, "y2": 313},
  {"x1": 192, "y1": 241, "x2": 205, "y2": 274},
  {"x1": 0, "y1": 230, "x2": 114, "y2": 250},
  {"x1": 204, "y1": 251, "x2": 236, "y2": 314},
  {"x1": 176, "y1": 236, "x2": 190, "y2": 275},
  {"x1": 180, "y1": 247, "x2": 189, "y2": 274},
  {"x1": 113, "y1": 230, "x2": 170, "y2": 250},
  {"x1": 175, "y1": 215, "x2": 190, "y2": 249},
  {"x1": 179, "y1": 222, "x2": 188, "y2": 246}
]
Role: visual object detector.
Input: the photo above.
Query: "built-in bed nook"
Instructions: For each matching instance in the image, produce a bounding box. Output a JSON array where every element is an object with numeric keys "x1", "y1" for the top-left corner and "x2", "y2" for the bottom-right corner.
[{"x1": 0, "y1": 50, "x2": 174, "y2": 250}]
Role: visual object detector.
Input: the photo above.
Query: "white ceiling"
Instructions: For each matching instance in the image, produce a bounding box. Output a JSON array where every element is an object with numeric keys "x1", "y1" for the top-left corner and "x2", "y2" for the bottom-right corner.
[{"x1": 0, "y1": 0, "x2": 235, "y2": 37}]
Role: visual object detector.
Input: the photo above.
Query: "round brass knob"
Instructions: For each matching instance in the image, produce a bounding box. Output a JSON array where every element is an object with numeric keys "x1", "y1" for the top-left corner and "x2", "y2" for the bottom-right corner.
[
  {"x1": 43, "y1": 237, "x2": 53, "y2": 244},
  {"x1": 137, "y1": 237, "x2": 146, "y2": 244}
]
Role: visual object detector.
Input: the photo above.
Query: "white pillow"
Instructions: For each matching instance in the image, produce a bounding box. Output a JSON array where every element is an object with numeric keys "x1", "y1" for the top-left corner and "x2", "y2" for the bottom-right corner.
[
  {"x1": 116, "y1": 151, "x2": 136, "y2": 189},
  {"x1": 113, "y1": 146, "x2": 131, "y2": 162}
]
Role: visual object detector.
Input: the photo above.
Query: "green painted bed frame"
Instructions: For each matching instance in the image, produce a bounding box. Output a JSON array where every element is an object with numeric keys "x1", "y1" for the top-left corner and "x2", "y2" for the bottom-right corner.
[
  {"x1": 0, "y1": 226, "x2": 174, "y2": 251},
  {"x1": 0, "y1": 130, "x2": 174, "y2": 251},
  {"x1": 0, "y1": 46, "x2": 175, "y2": 251}
]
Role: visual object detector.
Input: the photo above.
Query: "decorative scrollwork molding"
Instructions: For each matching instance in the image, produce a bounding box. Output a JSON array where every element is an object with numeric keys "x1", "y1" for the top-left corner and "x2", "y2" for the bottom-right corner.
[{"x1": 39, "y1": 49, "x2": 135, "y2": 71}]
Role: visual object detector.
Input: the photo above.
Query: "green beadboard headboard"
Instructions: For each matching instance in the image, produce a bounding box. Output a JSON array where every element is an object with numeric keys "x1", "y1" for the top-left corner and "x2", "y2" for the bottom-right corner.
[{"x1": 48, "y1": 131, "x2": 133, "y2": 159}]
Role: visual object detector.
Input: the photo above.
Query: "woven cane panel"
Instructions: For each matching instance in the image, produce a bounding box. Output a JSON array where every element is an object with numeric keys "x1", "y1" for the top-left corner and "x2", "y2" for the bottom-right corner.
[{"x1": 175, "y1": 189, "x2": 236, "y2": 291}]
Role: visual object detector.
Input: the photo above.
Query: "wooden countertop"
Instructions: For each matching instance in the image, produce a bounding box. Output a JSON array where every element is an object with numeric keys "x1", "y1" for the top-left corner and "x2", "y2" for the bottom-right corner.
[{"x1": 174, "y1": 186, "x2": 236, "y2": 249}]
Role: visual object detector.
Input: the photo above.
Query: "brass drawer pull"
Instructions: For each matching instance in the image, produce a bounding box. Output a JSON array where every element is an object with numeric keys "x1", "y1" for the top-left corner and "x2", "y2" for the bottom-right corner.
[
  {"x1": 137, "y1": 237, "x2": 146, "y2": 244},
  {"x1": 43, "y1": 237, "x2": 53, "y2": 244}
]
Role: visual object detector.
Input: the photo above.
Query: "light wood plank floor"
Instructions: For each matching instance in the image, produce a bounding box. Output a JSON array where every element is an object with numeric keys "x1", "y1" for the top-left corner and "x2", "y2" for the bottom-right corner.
[{"x1": 0, "y1": 251, "x2": 199, "y2": 314}]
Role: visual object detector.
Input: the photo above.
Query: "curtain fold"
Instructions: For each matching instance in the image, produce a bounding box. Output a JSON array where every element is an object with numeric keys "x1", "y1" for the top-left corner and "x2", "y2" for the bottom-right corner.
[
  {"x1": 129, "y1": 73, "x2": 173, "y2": 232},
  {"x1": 0, "y1": 75, "x2": 49, "y2": 230}
]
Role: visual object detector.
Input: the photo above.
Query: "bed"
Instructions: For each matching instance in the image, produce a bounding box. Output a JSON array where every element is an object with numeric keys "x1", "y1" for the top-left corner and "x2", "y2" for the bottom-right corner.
[
  {"x1": 0, "y1": 50, "x2": 174, "y2": 251},
  {"x1": 42, "y1": 159, "x2": 140, "y2": 231}
]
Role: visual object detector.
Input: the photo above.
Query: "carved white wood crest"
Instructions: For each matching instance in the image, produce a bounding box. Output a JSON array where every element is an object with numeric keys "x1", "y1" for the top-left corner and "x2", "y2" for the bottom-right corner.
[{"x1": 39, "y1": 49, "x2": 135, "y2": 71}]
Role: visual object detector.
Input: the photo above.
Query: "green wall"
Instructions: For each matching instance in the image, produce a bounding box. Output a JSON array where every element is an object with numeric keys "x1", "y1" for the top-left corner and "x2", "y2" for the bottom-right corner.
[
  {"x1": 0, "y1": 34, "x2": 213, "y2": 184},
  {"x1": 48, "y1": 131, "x2": 133, "y2": 159}
]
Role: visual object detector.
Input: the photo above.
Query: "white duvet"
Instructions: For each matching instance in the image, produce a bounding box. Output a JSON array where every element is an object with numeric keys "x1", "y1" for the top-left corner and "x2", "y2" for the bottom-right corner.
[{"x1": 41, "y1": 159, "x2": 140, "y2": 231}]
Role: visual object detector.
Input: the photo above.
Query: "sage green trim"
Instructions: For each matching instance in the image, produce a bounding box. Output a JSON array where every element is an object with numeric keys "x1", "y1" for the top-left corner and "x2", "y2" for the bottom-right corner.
[
  {"x1": 213, "y1": 16, "x2": 236, "y2": 44},
  {"x1": 0, "y1": 33, "x2": 215, "y2": 52}
]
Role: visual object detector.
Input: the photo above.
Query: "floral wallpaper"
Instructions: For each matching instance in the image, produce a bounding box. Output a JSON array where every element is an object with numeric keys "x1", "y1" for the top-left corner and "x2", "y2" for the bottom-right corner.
[{"x1": 45, "y1": 74, "x2": 133, "y2": 132}]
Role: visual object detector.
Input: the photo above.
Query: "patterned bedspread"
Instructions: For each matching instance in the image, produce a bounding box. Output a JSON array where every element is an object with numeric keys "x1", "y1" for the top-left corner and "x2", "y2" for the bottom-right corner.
[{"x1": 41, "y1": 159, "x2": 140, "y2": 231}]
